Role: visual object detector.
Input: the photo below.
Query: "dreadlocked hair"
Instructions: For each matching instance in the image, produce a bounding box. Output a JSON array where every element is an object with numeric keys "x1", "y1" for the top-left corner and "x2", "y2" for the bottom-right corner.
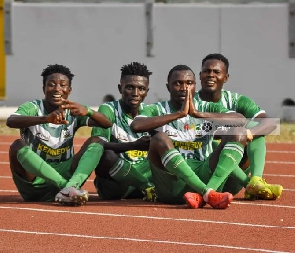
[
  {"x1": 120, "y1": 62, "x2": 152, "y2": 81},
  {"x1": 167, "y1": 64, "x2": 195, "y2": 82},
  {"x1": 41, "y1": 64, "x2": 75, "y2": 87}
]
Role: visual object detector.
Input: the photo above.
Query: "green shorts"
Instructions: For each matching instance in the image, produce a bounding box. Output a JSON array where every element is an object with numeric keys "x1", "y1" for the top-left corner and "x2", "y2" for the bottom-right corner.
[
  {"x1": 150, "y1": 157, "x2": 212, "y2": 204},
  {"x1": 12, "y1": 158, "x2": 74, "y2": 202},
  {"x1": 94, "y1": 159, "x2": 151, "y2": 200}
]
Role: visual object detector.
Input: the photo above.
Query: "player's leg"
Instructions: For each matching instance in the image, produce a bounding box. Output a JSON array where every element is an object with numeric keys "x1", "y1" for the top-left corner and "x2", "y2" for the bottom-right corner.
[
  {"x1": 10, "y1": 139, "x2": 68, "y2": 189},
  {"x1": 206, "y1": 127, "x2": 249, "y2": 190},
  {"x1": 55, "y1": 136, "x2": 104, "y2": 205},
  {"x1": 95, "y1": 150, "x2": 154, "y2": 197},
  {"x1": 149, "y1": 132, "x2": 231, "y2": 209}
]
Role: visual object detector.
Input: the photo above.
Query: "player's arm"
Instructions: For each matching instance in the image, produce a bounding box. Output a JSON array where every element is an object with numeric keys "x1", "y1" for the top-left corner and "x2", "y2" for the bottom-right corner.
[
  {"x1": 236, "y1": 96, "x2": 277, "y2": 137},
  {"x1": 103, "y1": 136, "x2": 150, "y2": 153},
  {"x1": 6, "y1": 101, "x2": 68, "y2": 128},
  {"x1": 246, "y1": 113, "x2": 277, "y2": 137},
  {"x1": 131, "y1": 87, "x2": 190, "y2": 133},
  {"x1": 61, "y1": 99, "x2": 112, "y2": 128},
  {"x1": 188, "y1": 93, "x2": 246, "y2": 126}
]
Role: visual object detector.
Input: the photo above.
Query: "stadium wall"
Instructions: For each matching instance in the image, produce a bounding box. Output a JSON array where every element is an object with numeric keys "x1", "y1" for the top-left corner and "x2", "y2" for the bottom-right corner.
[{"x1": 0, "y1": 2, "x2": 294, "y2": 119}]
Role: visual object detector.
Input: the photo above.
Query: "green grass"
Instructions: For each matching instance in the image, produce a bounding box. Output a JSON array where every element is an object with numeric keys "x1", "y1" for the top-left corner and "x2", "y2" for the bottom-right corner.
[{"x1": 1, "y1": 120, "x2": 295, "y2": 143}]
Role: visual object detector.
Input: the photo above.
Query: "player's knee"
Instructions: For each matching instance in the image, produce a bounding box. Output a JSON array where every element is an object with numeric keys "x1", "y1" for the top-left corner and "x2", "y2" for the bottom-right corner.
[
  {"x1": 95, "y1": 150, "x2": 118, "y2": 176},
  {"x1": 9, "y1": 139, "x2": 26, "y2": 155},
  {"x1": 150, "y1": 132, "x2": 172, "y2": 150},
  {"x1": 226, "y1": 127, "x2": 248, "y2": 146}
]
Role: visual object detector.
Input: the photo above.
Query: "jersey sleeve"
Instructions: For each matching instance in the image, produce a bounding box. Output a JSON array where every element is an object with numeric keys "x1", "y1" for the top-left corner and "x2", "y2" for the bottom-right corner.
[
  {"x1": 91, "y1": 103, "x2": 114, "y2": 141},
  {"x1": 206, "y1": 102, "x2": 231, "y2": 113},
  {"x1": 236, "y1": 95, "x2": 265, "y2": 119},
  {"x1": 12, "y1": 101, "x2": 39, "y2": 116},
  {"x1": 136, "y1": 104, "x2": 159, "y2": 117}
]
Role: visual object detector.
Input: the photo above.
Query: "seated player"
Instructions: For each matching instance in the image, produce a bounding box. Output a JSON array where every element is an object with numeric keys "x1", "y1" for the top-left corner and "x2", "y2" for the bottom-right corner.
[{"x1": 7, "y1": 64, "x2": 112, "y2": 205}]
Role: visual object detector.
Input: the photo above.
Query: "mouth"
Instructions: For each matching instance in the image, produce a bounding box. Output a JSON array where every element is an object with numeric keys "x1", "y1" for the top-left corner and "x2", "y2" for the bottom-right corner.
[
  {"x1": 129, "y1": 99, "x2": 140, "y2": 104},
  {"x1": 51, "y1": 94, "x2": 63, "y2": 102},
  {"x1": 205, "y1": 80, "x2": 215, "y2": 87}
]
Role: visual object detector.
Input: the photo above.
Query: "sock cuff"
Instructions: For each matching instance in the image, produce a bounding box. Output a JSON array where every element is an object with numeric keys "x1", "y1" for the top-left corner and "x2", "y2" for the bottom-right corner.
[
  {"x1": 223, "y1": 142, "x2": 244, "y2": 157},
  {"x1": 161, "y1": 148, "x2": 181, "y2": 167}
]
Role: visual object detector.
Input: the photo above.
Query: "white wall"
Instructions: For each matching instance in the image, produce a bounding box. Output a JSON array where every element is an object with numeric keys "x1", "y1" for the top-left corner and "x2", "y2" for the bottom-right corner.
[{"x1": 2, "y1": 2, "x2": 294, "y2": 118}]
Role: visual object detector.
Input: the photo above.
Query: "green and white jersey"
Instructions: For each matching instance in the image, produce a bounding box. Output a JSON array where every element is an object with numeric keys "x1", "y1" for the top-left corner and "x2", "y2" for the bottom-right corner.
[
  {"x1": 91, "y1": 100, "x2": 149, "y2": 164},
  {"x1": 11, "y1": 99, "x2": 89, "y2": 163},
  {"x1": 136, "y1": 99, "x2": 231, "y2": 161},
  {"x1": 195, "y1": 90, "x2": 265, "y2": 124}
]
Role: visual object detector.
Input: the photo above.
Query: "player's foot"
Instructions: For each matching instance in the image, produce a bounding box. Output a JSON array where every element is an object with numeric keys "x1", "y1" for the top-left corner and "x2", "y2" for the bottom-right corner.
[
  {"x1": 245, "y1": 176, "x2": 283, "y2": 200},
  {"x1": 205, "y1": 189, "x2": 233, "y2": 209},
  {"x1": 142, "y1": 186, "x2": 157, "y2": 202},
  {"x1": 55, "y1": 186, "x2": 89, "y2": 206},
  {"x1": 183, "y1": 192, "x2": 206, "y2": 209}
]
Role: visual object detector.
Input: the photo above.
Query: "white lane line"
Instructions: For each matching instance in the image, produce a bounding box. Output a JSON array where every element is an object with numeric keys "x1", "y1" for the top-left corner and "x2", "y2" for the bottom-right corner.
[
  {"x1": 0, "y1": 206, "x2": 294, "y2": 229},
  {"x1": 0, "y1": 149, "x2": 294, "y2": 153},
  {"x1": 267, "y1": 151, "x2": 295, "y2": 153},
  {"x1": 0, "y1": 228, "x2": 290, "y2": 253},
  {"x1": 266, "y1": 161, "x2": 295, "y2": 164},
  {"x1": 2, "y1": 160, "x2": 295, "y2": 165},
  {"x1": 264, "y1": 174, "x2": 295, "y2": 177}
]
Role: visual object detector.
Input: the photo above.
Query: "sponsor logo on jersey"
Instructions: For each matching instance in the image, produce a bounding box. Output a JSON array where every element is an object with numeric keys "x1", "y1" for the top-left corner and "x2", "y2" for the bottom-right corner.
[
  {"x1": 37, "y1": 143, "x2": 70, "y2": 156},
  {"x1": 63, "y1": 129, "x2": 72, "y2": 139},
  {"x1": 172, "y1": 141, "x2": 202, "y2": 150},
  {"x1": 35, "y1": 132, "x2": 50, "y2": 141},
  {"x1": 116, "y1": 133, "x2": 129, "y2": 142},
  {"x1": 195, "y1": 121, "x2": 213, "y2": 138},
  {"x1": 165, "y1": 130, "x2": 178, "y2": 137}
]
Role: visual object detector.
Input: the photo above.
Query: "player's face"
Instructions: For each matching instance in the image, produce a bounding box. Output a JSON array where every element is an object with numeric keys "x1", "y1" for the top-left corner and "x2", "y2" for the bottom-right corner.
[
  {"x1": 43, "y1": 73, "x2": 72, "y2": 108},
  {"x1": 167, "y1": 70, "x2": 196, "y2": 105},
  {"x1": 199, "y1": 59, "x2": 228, "y2": 94},
  {"x1": 118, "y1": 75, "x2": 149, "y2": 109}
]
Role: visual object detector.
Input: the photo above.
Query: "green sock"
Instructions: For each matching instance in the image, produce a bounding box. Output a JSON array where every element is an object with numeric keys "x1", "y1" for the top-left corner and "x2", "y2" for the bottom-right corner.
[
  {"x1": 207, "y1": 142, "x2": 245, "y2": 190},
  {"x1": 109, "y1": 158, "x2": 152, "y2": 191},
  {"x1": 17, "y1": 146, "x2": 67, "y2": 188},
  {"x1": 66, "y1": 143, "x2": 104, "y2": 188},
  {"x1": 247, "y1": 136, "x2": 266, "y2": 177},
  {"x1": 162, "y1": 149, "x2": 207, "y2": 195}
]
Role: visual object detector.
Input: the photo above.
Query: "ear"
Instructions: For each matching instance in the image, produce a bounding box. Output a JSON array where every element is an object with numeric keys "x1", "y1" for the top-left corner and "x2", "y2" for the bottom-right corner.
[
  {"x1": 199, "y1": 71, "x2": 201, "y2": 80},
  {"x1": 223, "y1": 73, "x2": 229, "y2": 83},
  {"x1": 166, "y1": 83, "x2": 170, "y2": 92},
  {"x1": 42, "y1": 85, "x2": 45, "y2": 94},
  {"x1": 68, "y1": 86, "x2": 72, "y2": 93},
  {"x1": 118, "y1": 84, "x2": 122, "y2": 94}
]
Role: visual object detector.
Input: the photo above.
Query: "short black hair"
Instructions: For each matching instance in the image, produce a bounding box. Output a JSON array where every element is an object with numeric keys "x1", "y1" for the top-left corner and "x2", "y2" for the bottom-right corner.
[
  {"x1": 167, "y1": 65, "x2": 195, "y2": 82},
  {"x1": 120, "y1": 62, "x2": 152, "y2": 81},
  {"x1": 201, "y1": 53, "x2": 229, "y2": 73},
  {"x1": 41, "y1": 64, "x2": 75, "y2": 86}
]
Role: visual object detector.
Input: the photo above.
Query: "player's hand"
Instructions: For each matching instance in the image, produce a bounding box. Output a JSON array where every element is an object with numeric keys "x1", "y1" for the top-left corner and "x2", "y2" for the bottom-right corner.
[
  {"x1": 179, "y1": 86, "x2": 190, "y2": 117},
  {"x1": 133, "y1": 136, "x2": 151, "y2": 151},
  {"x1": 188, "y1": 86, "x2": 196, "y2": 116},
  {"x1": 46, "y1": 108, "x2": 68, "y2": 124},
  {"x1": 60, "y1": 99, "x2": 88, "y2": 116}
]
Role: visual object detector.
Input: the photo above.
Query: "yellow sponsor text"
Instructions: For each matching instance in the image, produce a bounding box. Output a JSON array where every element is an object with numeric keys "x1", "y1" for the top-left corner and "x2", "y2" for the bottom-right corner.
[
  {"x1": 37, "y1": 143, "x2": 70, "y2": 156},
  {"x1": 126, "y1": 150, "x2": 148, "y2": 159},
  {"x1": 173, "y1": 141, "x2": 202, "y2": 150}
]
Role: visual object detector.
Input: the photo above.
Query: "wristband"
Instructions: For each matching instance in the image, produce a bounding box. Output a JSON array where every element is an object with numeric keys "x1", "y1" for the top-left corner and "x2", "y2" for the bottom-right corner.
[
  {"x1": 85, "y1": 106, "x2": 93, "y2": 117},
  {"x1": 246, "y1": 129, "x2": 253, "y2": 142}
]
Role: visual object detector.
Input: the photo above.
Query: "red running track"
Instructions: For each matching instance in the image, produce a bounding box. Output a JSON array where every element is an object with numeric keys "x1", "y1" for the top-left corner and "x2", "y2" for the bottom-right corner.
[{"x1": 0, "y1": 135, "x2": 294, "y2": 253}]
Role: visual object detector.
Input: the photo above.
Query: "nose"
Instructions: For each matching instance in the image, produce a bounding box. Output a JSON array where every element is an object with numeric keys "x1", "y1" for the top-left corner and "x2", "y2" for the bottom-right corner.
[
  {"x1": 132, "y1": 87, "x2": 139, "y2": 96},
  {"x1": 53, "y1": 84, "x2": 62, "y2": 91},
  {"x1": 207, "y1": 70, "x2": 214, "y2": 77}
]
